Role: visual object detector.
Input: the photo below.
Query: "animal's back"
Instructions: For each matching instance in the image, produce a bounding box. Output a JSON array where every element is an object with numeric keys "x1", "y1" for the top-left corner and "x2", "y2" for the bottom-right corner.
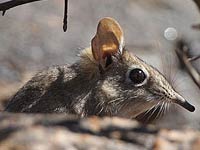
[{"x1": 5, "y1": 64, "x2": 80, "y2": 113}]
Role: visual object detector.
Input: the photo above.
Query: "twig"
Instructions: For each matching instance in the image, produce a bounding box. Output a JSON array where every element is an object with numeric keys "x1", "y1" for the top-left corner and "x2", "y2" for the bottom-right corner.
[
  {"x1": 63, "y1": 0, "x2": 68, "y2": 32},
  {"x1": 188, "y1": 55, "x2": 200, "y2": 61},
  {"x1": 0, "y1": 0, "x2": 42, "y2": 11},
  {"x1": 0, "y1": 0, "x2": 68, "y2": 32},
  {"x1": 176, "y1": 40, "x2": 200, "y2": 89},
  {"x1": 2, "y1": 10, "x2": 6, "y2": 16}
]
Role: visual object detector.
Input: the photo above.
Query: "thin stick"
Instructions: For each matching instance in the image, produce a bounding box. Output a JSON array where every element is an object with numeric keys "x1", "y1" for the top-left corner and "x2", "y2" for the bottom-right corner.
[
  {"x1": 188, "y1": 55, "x2": 200, "y2": 62},
  {"x1": 2, "y1": 10, "x2": 6, "y2": 16},
  {"x1": 63, "y1": 0, "x2": 68, "y2": 32},
  {"x1": 175, "y1": 41, "x2": 200, "y2": 89},
  {"x1": 0, "y1": 0, "x2": 69, "y2": 32},
  {"x1": 0, "y1": 0, "x2": 41, "y2": 11}
]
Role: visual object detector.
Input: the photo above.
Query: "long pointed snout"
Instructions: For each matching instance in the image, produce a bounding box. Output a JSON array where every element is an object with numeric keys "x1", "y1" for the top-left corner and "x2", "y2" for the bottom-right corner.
[{"x1": 172, "y1": 93, "x2": 195, "y2": 112}]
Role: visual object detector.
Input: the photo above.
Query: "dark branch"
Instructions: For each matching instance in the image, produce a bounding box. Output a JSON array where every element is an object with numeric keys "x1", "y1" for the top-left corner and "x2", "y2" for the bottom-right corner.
[
  {"x1": 176, "y1": 40, "x2": 200, "y2": 89},
  {"x1": 0, "y1": 0, "x2": 42, "y2": 11},
  {"x1": 188, "y1": 55, "x2": 200, "y2": 61},
  {"x1": 0, "y1": 0, "x2": 68, "y2": 32},
  {"x1": 2, "y1": 10, "x2": 6, "y2": 16},
  {"x1": 63, "y1": 0, "x2": 68, "y2": 32}
]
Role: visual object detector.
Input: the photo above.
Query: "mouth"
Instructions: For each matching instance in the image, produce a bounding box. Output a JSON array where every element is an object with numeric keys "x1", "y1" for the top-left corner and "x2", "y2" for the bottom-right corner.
[{"x1": 172, "y1": 94, "x2": 195, "y2": 112}]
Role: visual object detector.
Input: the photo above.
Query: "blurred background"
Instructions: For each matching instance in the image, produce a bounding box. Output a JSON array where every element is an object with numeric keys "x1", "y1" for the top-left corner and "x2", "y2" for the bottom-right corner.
[{"x1": 0, "y1": 0, "x2": 200, "y2": 129}]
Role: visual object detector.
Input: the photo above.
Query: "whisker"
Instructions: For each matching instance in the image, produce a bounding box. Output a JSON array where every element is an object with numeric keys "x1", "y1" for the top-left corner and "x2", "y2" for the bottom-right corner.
[
  {"x1": 167, "y1": 101, "x2": 171, "y2": 113},
  {"x1": 156, "y1": 102, "x2": 163, "y2": 120},
  {"x1": 162, "y1": 101, "x2": 168, "y2": 116},
  {"x1": 96, "y1": 101, "x2": 105, "y2": 115},
  {"x1": 116, "y1": 99, "x2": 129, "y2": 113},
  {"x1": 143, "y1": 104, "x2": 157, "y2": 116},
  {"x1": 147, "y1": 101, "x2": 161, "y2": 121},
  {"x1": 155, "y1": 101, "x2": 164, "y2": 120}
]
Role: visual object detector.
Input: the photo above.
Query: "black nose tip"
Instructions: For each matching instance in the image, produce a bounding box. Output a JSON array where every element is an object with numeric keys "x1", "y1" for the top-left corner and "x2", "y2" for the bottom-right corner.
[
  {"x1": 181, "y1": 101, "x2": 195, "y2": 112},
  {"x1": 173, "y1": 94, "x2": 195, "y2": 112},
  {"x1": 175, "y1": 99, "x2": 195, "y2": 112}
]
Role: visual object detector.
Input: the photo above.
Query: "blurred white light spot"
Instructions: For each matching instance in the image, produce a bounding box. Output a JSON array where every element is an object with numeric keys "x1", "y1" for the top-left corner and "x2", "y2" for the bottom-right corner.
[{"x1": 164, "y1": 27, "x2": 178, "y2": 41}]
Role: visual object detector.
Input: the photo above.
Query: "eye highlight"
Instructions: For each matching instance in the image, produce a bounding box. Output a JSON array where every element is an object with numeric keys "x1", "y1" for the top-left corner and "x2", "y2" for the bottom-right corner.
[{"x1": 126, "y1": 66, "x2": 149, "y2": 87}]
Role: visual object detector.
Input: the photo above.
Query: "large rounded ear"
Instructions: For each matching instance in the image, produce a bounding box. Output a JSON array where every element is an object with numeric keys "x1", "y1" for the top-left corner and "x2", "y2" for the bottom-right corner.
[{"x1": 91, "y1": 17, "x2": 124, "y2": 70}]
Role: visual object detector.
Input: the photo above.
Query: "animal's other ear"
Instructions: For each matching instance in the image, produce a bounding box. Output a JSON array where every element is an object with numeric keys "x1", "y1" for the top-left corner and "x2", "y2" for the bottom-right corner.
[{"x1": 91, "y1": 17, "x2": 124, "y2": 69}]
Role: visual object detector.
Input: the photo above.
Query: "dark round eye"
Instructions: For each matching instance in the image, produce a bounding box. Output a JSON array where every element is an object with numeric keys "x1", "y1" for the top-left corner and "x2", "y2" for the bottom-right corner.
[{"x1": 129, "y1": 68, "x2": 146, "y2": 85}]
